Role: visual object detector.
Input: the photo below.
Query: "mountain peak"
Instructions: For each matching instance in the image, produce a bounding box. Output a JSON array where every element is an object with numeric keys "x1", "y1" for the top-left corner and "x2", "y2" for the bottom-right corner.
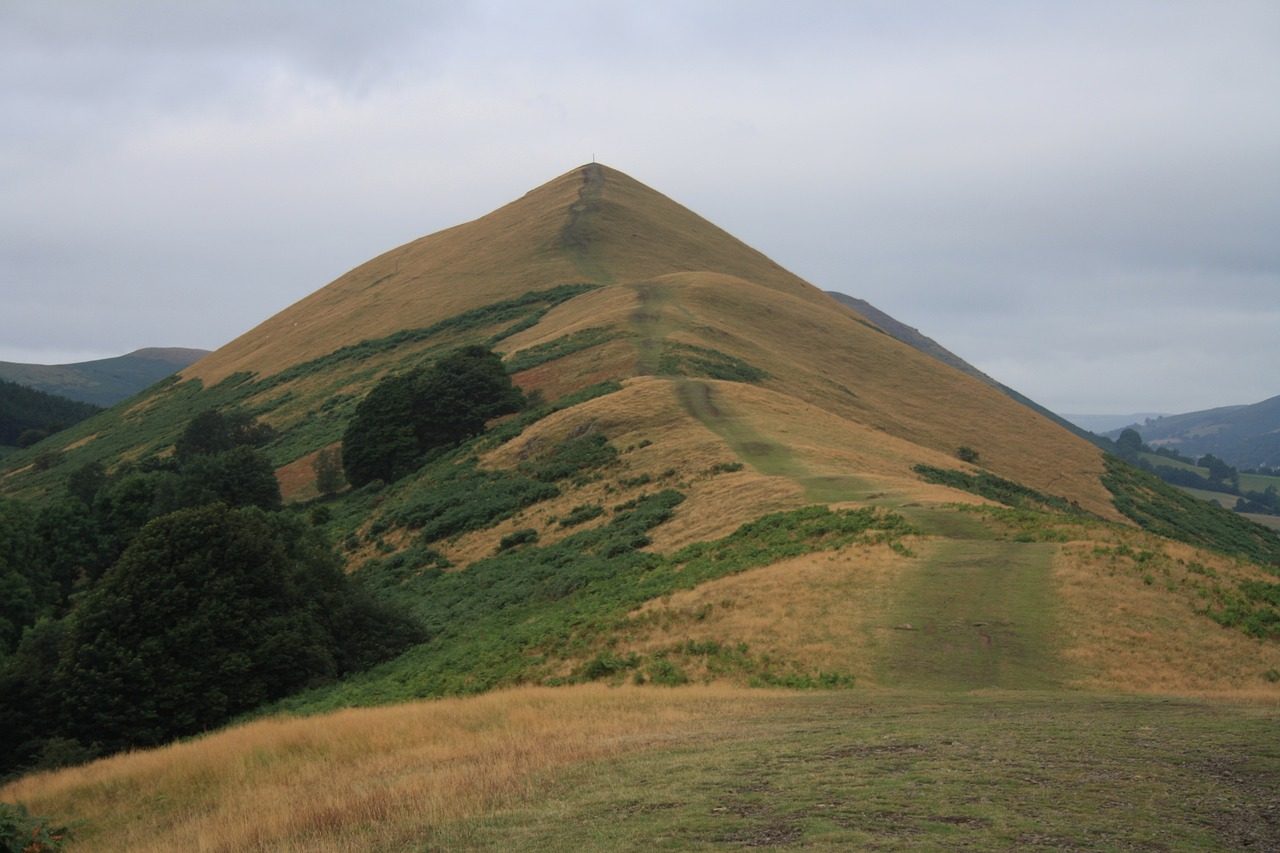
[{"x1": 185, "y1": 164, "x2": 820, "y2": 385}]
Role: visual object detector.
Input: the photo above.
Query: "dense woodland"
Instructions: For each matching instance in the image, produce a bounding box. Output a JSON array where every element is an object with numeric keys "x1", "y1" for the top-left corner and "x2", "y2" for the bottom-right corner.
[
  {"x1": 0, "y1": 405, "x2": 421, "y2": 778},
  {"x1": 0, "y1": 379, "x2": 101, "y2": 448},
  {"x1": 0, "y1": 345, "x2": 532, "y2": 779}
]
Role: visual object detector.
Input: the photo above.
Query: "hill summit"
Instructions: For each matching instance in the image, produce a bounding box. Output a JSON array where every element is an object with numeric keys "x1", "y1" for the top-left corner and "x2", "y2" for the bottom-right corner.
[{"x1": 167, "y1": 163, "x2": 1116, "y2": 520}]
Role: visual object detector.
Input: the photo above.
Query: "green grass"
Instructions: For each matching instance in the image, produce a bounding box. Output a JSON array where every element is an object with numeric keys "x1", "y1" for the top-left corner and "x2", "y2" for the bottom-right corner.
[
  {"x1": 1179, "y1": 485, "x2": 1239, "y2": 508},
  {"x1": 879, "y1": 540, "x2": 1061, "y2": 690},
  {"x1": 439, "y1": 691, "x2": 1280, "y2": 851},
  {"x1": 0, "y1": 287, "x2": 603, "y2": 501},
  {"x1": 504, "y1": 327, "x2": 623, "y2": 374},
  {"x1": 1138, "y1": 451, "x2": 1280, "y2": 494},
  {"x1": 912, "y1": 464, "x2": 1086, "y2": 516},
  {"x1": 266, "y1": 502, "x2": 912, "y2": 714},
  {"x1": 1103, "y1": 456, "x2": 1280, "y2": 568}
]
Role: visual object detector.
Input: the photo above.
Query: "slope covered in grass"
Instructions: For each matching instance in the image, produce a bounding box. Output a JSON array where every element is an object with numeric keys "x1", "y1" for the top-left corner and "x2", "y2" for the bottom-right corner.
[{"x1": 4, "y1": 687, "x2": 1278, "y2": 851}]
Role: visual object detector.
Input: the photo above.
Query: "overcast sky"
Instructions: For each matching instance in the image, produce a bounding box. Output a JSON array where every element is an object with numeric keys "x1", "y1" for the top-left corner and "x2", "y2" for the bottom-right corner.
[{"x1": 2, "y1": 1, "x2": 1277, "y2": 414}]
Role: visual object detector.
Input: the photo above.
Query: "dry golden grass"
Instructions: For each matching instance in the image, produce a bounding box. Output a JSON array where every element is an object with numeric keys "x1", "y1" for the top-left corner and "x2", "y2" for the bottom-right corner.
[
  {"x1": 24, "y1": 164, "x2": 1119, "y2": 523},
  {"x1": 0, "y1": 685, "x2": 774, "y2": 852},
  {"x1": 616, "y1": 540, "x2": 918, "y2": 684},
  {"x1": 1053, "y1": 532, "x2": 1280, "y2": 697},
  {"x1": 274, "y1": 444, "x2": 333, "y2": 504},
  {"x1": 61, "y1": 433, "x2": 99, "y2": 451},
  {"x1": 631, "y1": 271, "x2": 1118, "y2": 519},
  {"x1": 184, "y1": 170, "x2": 589, "y2": 386}
]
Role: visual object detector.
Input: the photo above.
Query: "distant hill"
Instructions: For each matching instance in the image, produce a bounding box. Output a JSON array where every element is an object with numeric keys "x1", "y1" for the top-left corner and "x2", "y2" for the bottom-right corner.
[
  {"x1": 1063, "y1": 413, "x2": 1169, "y2": 434},
  {"x1": 825, "y1": 291, "x2": 1102, "y2": 446},
  {"x1": 1108, "y1": 395, "x2": 1280, "y2": 469},
  {"x1": 0, "y1": 378, "x2": 101, "y2": 445},
  {"x1": 0, "y1": 347, "x2": 209, "y2": 406}
]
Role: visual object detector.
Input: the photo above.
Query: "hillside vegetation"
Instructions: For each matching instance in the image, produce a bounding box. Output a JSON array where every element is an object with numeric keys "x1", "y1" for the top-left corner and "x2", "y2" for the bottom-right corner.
[
  {"x1": 0, "y1": 379, "x2": 101, "y2": 448},
  {"x1": 2, "y1": 164, "x2": 1279, "y2": 849}
]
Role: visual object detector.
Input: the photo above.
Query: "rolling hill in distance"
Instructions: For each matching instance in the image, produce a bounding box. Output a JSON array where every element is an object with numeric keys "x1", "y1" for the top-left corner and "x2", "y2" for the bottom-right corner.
[
  {"x1": 0, "y1": 347, "x2": 209, "y2": 407},
  {"x1": 1107, "y1": 394, "x2": 1280, "y2": 470},
  {"x1": 1066, "y1": 412, "x2": 1170, "y2": 434},
  {"x1": 3, "y1": 164, "x2": 1279, "y2": 849}
]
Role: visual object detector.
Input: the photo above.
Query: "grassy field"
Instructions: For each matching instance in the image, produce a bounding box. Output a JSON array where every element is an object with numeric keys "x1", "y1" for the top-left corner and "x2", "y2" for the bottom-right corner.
[
  {"x1": 1246, "y1": 513, "x2": 1280, "y2": 531},
  {"x1": 1140, "y1": 451, "x2": 1280, "y2": 494},
  {"x1": 5, "y1": 687, "x2": 1278, "y2": 851},
  {"x1": 1179, "y1": 484, "x2": 1239, "y2": 508}
]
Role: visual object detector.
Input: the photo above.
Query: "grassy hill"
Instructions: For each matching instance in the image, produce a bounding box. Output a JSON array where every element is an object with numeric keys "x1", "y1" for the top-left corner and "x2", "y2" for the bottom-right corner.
[
  {"x1": 1113, "y1": 394, "x2": 1280, "y2": 469},
  {"x1": 3, "y1": 164, "x2": 1280, "y2": 849},
  {"x1": 826, "y1": 290, "x2": 1104, "y2": 447},
  {"x1": 0, "y1": 347, "x2": 209, "y2": 407}
]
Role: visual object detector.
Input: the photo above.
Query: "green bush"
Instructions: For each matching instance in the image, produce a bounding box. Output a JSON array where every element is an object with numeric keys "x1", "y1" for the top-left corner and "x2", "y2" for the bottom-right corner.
[
  {"x1": 580, "y1": 650, "x2": 639, "y2": 681},
  {"x1": 519, "y1": 433, "x2": 618, "y2": 483},
  {"x1": 391, "y1": 464, "x2": 559, "y2": 543},
  {"x1": 913, "y1": 464, "x2": 1083, "y2": 515},
  {"x1": 559, "y1": 504, "x2": 604, "y2": 528},
  {"x1": 646, "y1": 657, "x2": 689, "y2": 686},
  {"x1": 0, "y1": 802, "x2": 70, "y2": 852},
  {"x1": 504, "y1": 327, "x2": 621, "y2": 374},
  {"x1": 498, "y1": 528, "x2": 539, "y2": 551}
]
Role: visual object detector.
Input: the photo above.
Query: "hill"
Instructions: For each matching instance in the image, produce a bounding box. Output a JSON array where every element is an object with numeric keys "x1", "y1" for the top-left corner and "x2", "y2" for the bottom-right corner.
[
  {"x1": 0, "y1": 347, "x2": 209, "y2": 407},
  {"x1": 3, "y1": 165, "x2": 1280, "y2": 846},
  {"x1": 0, "y1": 379, "x2": 101, "y2": 446},
  {"x1": 1065, "y1": 412, "x2": 1169, "y2": 434},
  {"x1": 825, "y1": 290, "x2": 1102, "y2": 447},
  {"x1": 1110, "y1": 395, "x2": 1280, "y2": 469}
]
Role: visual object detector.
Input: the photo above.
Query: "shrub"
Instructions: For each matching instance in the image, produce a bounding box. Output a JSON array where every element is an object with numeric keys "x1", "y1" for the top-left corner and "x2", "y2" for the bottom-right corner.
[
  {"x1": 0, "y1": 802, "x2": 70, "y2": 852},
  {"x1": 580, "y1": 650, "x2": 639, "y2": 681},
  {"x1": 646, "y1": 657, "x2": 689, "y2": 686},
  {"x1": 499, "y1": 528, "x2": 539, "y2": 551},
  {"x1": 519, "y1": 433, "x2": 619, "y2": 483},
  {"x1": 559, "y1": 504, "x2": 604, "y2": 528}
]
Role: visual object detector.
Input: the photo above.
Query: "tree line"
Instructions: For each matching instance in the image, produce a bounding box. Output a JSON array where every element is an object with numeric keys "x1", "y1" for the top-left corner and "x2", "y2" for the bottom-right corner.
[
  {"x1": 0, "y1": 407, "x2": 419, "y2": 778},
  {"x1": 0, "y1": 379, "x2": 101, "y2": 447}
]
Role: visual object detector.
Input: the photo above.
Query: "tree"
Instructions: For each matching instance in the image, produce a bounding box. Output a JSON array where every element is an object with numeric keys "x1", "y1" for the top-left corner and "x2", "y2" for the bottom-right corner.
[
  {"x1": 0, "y1": 499, "x2": 47, "y2": 657},
  {"x1": 174, "y1": 408, "x2": 275, "y2": 461},
  {"x1": 66, "y1": 461, "x2": 107, "y2": 507},
  {"x1": 411, "y1": 346, "x2": 525, "y2": 450},
  {"x1": 341, "y1": 372, "x2": 420, "y2": 487},
  {"x1": 1115, "y1": 428, "x2": 1145, "y2": 457},
  {"x1": 342, "y1": 346, "x2": 525, "y2": 487},
  {"x1": 1197, "y1": 454, "x2": 1237, "y2": 486},
  {"x1": 50, "y1": 505, "x2": 419, "y2": 754},
  {"x1": 156, "y1": 446, "x2": 282, "y2": 513}
]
